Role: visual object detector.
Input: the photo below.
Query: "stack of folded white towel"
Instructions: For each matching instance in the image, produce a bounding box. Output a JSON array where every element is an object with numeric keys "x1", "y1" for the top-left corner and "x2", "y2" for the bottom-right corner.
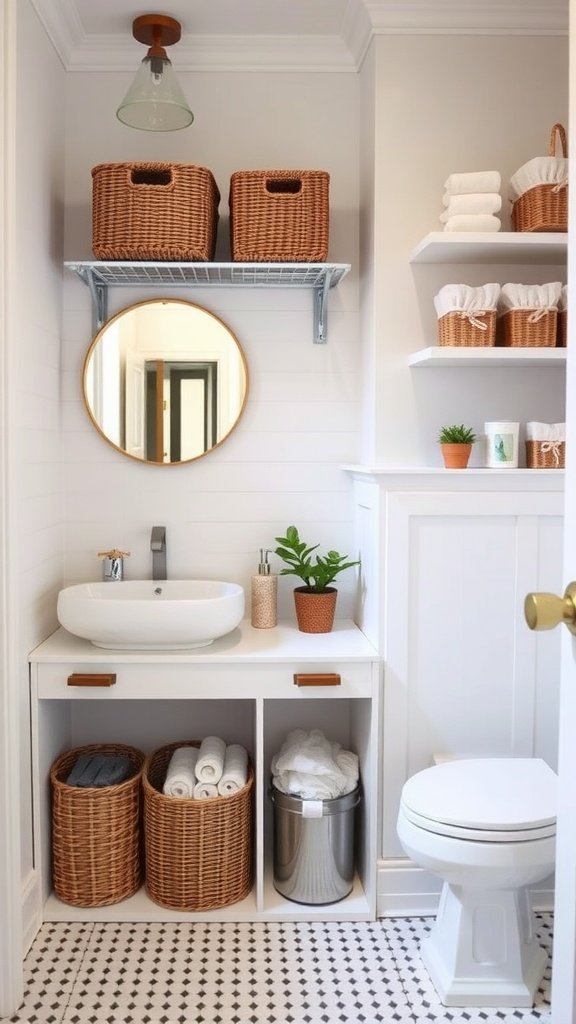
[
  {"x1": 271, "y1": 728, "x2": 359, "y2": 800},
  {"x1": 441, "y1": 170, "x2": 502, "y2": 232},
  {"x1": 163, "y1": 736, "x2": 248, "y2": 799}
]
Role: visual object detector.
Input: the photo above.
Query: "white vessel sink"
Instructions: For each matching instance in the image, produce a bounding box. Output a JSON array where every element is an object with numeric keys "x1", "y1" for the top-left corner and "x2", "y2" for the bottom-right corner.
[{"x1": 57, "y1": 580, "x2": 245, "y2": 650}]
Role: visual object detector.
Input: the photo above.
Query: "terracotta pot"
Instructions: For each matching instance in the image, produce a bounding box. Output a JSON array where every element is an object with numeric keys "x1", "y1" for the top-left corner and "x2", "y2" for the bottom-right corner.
[
  {"x1": 440, "y1": 443, "x2": 472, "y2": 469},
  {"x1": 293, "y1": 586, "x2": 337, "y2": 633}
]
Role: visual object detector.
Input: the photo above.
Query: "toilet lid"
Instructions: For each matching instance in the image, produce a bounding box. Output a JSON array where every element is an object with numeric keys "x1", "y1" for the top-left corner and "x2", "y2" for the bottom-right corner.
[{"x1": 401, "y1": 758, "x2": 557, "y2": 832}]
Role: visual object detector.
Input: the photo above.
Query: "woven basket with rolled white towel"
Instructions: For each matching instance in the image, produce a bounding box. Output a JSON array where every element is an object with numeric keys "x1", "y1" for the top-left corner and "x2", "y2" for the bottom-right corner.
[
  {"x1": 498, "y1": 282, "x2": 562, "y2": 348},
  {"x1": 434, "y1": 283, "x2": 500, "y2": 347},
  {"x1": 510, "y1": 123, "x2": 568, "y2": 232},
  {"x1": 217, "y1": 744, "x2": 249, "y2": 796},
  {"x1": 163, "y1": 745, "x2": 198, "y2": 798},
  {"x1": 526, "y1": 422, "x2": 565, "y2": 469},
  {"x1": 194, "y1": 735, "x2": 226, "y2": 784}
]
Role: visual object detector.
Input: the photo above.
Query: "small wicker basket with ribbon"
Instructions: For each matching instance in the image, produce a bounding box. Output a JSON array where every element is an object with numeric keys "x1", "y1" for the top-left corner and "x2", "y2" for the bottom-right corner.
[
  {"x1": 434, "y1": 283, "x2": 500, "y2": 347},
  {"x1": 510, "y1": 124, "x2": 568, "y2": 233},
  {"x1": 525, "y1": 422, "x2": 565, "y2": 469},
  {"x1": 498, "y1": 282, "x2": 562, "y2": 348}
]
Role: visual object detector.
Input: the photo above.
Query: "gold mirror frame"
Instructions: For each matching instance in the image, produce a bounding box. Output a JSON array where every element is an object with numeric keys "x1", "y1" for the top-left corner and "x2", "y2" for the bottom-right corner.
[{"x1": 82, "y1": 298, "x2": 249, "y2": 465}]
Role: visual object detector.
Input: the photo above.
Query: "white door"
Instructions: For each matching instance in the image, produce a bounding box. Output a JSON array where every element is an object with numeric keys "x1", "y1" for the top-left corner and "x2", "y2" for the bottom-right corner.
[{"x1": 549, "y1": 10, "x2": 576, "y2": 1017}]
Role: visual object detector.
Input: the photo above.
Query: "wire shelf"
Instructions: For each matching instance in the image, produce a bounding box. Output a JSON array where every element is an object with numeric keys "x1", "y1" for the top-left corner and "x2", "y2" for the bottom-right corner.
[{"x1": 65, "y1": 261, "x2": 351, "y2": 343}]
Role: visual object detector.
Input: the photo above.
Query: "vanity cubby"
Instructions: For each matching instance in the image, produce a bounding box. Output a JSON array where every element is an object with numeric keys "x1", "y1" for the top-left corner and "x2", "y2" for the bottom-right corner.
[{"x1": 30, "y1": 621, "x2": 380, "y2": 925}]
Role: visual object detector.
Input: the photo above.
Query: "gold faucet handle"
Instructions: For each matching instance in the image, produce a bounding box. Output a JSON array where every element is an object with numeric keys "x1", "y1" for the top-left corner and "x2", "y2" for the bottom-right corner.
[
  {"x1": 524, "y1": 582, "x2": 576, "y2": 634},
  {"x1": 98, "y1": 549, "x2": 131, "y2": 559}
]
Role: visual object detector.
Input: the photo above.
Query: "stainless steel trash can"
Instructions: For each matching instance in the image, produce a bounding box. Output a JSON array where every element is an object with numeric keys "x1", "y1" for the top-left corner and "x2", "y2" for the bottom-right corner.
[{"x1": 270, "y1": 783, "x2": 361, "y2": 904}]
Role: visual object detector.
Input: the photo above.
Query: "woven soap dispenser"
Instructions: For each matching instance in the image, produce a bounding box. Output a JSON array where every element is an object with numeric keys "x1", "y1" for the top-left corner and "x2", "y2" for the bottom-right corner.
[{"x1": 251, "y1": 549, "x2": 277, "y2": 628}]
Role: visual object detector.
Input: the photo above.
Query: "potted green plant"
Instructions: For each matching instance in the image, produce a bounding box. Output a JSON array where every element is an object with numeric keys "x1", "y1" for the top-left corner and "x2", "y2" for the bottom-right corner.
[
  {"x1": 274, "y1": 526, "x2": 360, "y2": 633},
  {"x1": 438, "y1": 424, "x2": 477, "y2": 469}
]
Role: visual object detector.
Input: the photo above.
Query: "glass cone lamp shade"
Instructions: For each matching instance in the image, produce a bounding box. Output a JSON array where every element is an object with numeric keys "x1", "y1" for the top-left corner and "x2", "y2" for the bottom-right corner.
[{"x1": 117, "y1": 54, "x2": 194, "y2": 131}]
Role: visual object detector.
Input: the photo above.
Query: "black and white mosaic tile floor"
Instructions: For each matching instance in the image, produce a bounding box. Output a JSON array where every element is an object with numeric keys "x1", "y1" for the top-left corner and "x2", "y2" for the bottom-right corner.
[{"x1": 5, "y1": 914, "x2": 552, "y2": 1024}]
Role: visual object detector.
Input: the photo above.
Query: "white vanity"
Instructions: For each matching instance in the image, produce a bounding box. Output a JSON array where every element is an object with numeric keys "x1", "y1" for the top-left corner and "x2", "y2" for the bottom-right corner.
[{"x1": 29, "y1": 620, "x2": 380, "y2": 925}]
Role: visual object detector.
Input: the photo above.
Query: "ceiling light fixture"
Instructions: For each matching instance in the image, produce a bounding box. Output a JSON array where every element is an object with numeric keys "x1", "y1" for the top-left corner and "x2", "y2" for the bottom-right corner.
[{"x1": 116, "y1": 14, "x2": 194, "y2": 132}]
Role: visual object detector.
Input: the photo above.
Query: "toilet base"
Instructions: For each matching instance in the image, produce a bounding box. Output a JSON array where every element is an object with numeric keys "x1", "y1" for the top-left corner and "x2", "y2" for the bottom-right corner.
[{"x1": 421, "y1": 882, "x2": 547, "y2": 1007}]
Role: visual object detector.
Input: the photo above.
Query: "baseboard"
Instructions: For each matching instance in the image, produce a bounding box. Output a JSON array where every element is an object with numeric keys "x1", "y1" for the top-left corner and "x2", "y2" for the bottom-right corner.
[
  {"x1": 376, "y1": 858, "x2": 555, "y2": 918},
  {"x1": 21, "y1": 869, "x2": 42, "y2": 956}
]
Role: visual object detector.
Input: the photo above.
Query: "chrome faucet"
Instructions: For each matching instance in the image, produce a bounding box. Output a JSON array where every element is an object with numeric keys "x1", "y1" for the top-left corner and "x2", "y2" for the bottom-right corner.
[{"x1": 150, "y1": 526, "x2": 167, "y2": 581}]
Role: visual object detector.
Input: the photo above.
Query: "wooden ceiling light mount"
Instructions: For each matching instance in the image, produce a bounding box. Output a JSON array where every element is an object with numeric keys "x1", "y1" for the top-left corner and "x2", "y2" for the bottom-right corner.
[{"x1": 132, "y1": 14, "x2": 182, "y2": 56}]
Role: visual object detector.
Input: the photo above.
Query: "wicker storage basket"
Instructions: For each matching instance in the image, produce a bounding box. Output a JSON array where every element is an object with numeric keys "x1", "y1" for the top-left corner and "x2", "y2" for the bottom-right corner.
[
  {"x1": 143, "y1": 741, "x2": 254, "y2": 911},
  {"x1": 526, "y1": 440, "x2": 565, "y2": 468},
  {"x1": 92, "y1": 162, "x2": 220, "y2": 261},
  {"x1": 51, "y1": 743, "x2": 144, "y2": 907},
  {"x1": 558, "y1": 309, "x2": 567, "y2": 347},
  {"x1": 229, "y1": 169, "x2": 329, "y2": 261},
  {"x1": 499, "y1": 308, "x2": 557, "y2": 347},
  {"x1": 511, "y1": 124, "x2": 568, "y2": 233},
  {"x1": 437, "y1": 310, "x2": 496, "y2": 347}
]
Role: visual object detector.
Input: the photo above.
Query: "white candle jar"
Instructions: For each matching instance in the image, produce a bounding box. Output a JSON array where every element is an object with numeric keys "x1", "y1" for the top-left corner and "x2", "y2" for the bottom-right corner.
[{"x1": 484, "y1": 421, "x2": 520, "y2": 468}]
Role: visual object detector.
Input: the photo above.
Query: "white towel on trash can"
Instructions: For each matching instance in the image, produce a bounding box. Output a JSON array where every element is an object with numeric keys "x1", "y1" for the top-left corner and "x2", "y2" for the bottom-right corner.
[{"x1": 271, "y1": 728, "x2": 359, "y2": 799}]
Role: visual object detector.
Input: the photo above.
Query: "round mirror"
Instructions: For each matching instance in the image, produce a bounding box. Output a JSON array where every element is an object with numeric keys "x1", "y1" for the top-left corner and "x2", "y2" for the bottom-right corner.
[{"x1": 82, "y1": 299, "x2": 248, "y2": 465}]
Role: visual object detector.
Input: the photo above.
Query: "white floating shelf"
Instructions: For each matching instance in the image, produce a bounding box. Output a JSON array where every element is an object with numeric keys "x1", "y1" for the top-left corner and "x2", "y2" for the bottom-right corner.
[
  {"x1": 409, "y1": 232, "x2": 567, "y2": 265},
  {"x1": 409, "y1": 346, "x2": 567, "y2": 367}
]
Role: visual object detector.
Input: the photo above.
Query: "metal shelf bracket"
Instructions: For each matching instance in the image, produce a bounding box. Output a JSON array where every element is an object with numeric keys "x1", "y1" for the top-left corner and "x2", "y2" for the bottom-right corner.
[{"x1": 314, "y1": 268, "x2": 334, "y2": 344}]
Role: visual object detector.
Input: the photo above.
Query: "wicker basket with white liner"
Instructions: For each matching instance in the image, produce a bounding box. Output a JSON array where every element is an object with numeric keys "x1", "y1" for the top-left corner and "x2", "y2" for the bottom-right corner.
[
  {"x1": 498, "y1": 282, "x2": 562, "y2": 347},
  {"x1": 510, "y1": 124, "x2": 568, "y2": 232},
  {"x1": 434, "y1": 283, "x2": 500, "y2": 347},
  {"x1": 558, "y1": 285, "x2": 568, "y2": 347},
  {"x1": 526, "y1": 422, "x2": 565, "y2": 469}
]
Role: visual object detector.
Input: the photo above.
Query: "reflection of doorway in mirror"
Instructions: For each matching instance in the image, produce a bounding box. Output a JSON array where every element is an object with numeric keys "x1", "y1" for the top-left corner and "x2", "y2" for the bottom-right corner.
[{"x1": 145, "y1": 360, "x2": 218, "y2": 462}]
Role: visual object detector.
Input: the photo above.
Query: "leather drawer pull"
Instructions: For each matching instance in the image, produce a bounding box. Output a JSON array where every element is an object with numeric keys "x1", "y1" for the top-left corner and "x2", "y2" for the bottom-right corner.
[
  {"x1": 67, "y1": 673, "x2": 117, "y2": 688},
  {"x1": 293, "y1": 673, "x2": 341, "y2": 687}
]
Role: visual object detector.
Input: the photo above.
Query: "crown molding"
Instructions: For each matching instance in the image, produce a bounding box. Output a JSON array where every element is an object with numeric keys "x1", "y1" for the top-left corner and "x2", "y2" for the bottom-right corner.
[
  {"x1": 30, "y1": 0, "x2": 568, "y2": 74},
  {"x1": 62, "y1": 34, "x2": 357, "y2": 74},
  {"x1": 364, "y1": 0, "x2": 568, "y2": 35}
]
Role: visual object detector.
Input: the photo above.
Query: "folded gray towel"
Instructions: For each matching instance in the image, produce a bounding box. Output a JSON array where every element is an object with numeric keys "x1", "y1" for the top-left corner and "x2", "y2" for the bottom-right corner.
[{"x1": 66, "y1": 754, "x2": 132, "y2": 788}]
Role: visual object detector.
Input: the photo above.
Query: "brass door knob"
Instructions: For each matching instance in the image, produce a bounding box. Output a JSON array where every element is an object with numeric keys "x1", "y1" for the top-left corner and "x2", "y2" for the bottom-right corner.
[{"x1": 524, "y1": 582, "x2": 576, "y2": 634}]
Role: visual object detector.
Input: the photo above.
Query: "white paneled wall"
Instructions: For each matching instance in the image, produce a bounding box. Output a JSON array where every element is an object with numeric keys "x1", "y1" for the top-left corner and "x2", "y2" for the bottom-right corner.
[
  {"x1": 61, "y1": 71, "x2": 361, "y2": 611},
  {"x1": 348, "y1": 470, "x2": 564, "y2": 915}
]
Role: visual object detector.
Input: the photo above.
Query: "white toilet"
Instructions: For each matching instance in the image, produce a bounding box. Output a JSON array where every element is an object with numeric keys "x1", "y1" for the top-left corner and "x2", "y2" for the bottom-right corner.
[{"x1": 396, "y1": 757, "x2": 556, "y2": 1008}]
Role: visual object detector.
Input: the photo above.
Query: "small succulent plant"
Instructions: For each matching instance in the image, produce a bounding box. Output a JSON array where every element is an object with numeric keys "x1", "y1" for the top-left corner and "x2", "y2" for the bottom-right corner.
[{"x1": 438, "y1": 424, "x2": 477, "y2": 445}]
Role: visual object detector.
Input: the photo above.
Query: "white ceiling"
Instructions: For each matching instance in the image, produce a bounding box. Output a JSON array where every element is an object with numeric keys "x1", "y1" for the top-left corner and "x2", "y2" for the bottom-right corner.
[{"x1": 31, "y1": 0, "x2": 568, "y2": 73}]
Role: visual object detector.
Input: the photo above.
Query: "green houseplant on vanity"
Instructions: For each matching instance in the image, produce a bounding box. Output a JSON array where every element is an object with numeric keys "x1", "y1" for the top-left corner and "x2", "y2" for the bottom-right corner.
[
  {"x1": 274, "y1": 526, "x2": 360, "y2": 633},
  {"x1": 438, "y1": 424, "x2": 477, "y2": 469}
]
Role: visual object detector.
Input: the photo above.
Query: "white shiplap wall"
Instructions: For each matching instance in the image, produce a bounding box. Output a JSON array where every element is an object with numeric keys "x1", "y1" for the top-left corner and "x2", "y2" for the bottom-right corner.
[
  {"x1": 61, "y1": 71, "x2": 361, "y2": 613},
  {"x1": 6, "y1": 0, "x2": 65, "y2": 971}
]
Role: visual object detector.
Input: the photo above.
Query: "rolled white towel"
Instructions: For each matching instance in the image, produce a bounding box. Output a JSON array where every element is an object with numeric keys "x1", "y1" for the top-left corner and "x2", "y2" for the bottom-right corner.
[
  {"x1": 440, "y1": 194, "x2": 502, "y2": 223},
  {"x1": 217, "y1": 744, "x2": 249, "y2": 795},
  {"x1": 193, "y1": 781, "x2": 219, "y2": 800},
  {"x1": 444, "y1": 170, "x2": 501, "y2": 196},
  {"x1": 441, "y1": 192, "x2": 502, "y2": 213},
  {"x1": 444, "y1": 214, "x2": 501, "y2": 233},
  {"x1": 163, "y1": 746, "x2": 198, "y2": 798},
  {"x1": 195, "y1": 735, "x2": 226, "y2": 784}
]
